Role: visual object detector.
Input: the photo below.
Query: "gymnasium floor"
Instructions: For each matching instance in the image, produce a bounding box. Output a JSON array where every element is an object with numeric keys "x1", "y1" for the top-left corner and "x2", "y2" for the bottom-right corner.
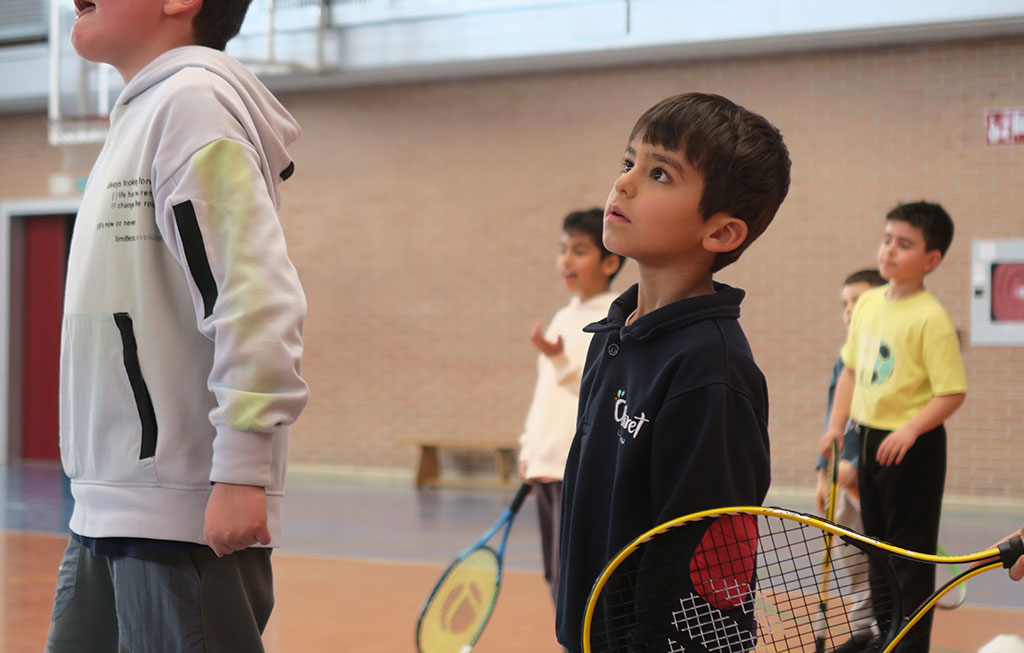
[{"x1": 3, "y1": 462, "x2": 1022, "y2": 652}]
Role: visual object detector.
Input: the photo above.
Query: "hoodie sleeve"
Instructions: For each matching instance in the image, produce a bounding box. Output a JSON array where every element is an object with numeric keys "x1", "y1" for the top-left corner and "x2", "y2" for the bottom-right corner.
[{"x1": 156, "y1": 136, "x2": 308, "y2": 487}]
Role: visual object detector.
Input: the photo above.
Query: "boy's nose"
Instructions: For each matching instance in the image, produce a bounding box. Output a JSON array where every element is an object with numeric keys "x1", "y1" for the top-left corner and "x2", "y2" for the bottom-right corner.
[{"x1": 614, "y1": 172, "x2": 636, "y2": 197}]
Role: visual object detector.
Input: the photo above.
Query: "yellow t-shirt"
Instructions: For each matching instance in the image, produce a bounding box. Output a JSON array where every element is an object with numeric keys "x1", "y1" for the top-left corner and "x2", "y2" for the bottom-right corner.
[{"x1": 840, "y1": 286, "x2": 966, "y2": 430}]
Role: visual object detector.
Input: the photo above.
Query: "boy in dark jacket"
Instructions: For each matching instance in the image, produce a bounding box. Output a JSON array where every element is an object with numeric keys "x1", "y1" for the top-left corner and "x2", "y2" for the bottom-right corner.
[{"x1": 556, "y1": 92, "x2": 790, "y2": 652}]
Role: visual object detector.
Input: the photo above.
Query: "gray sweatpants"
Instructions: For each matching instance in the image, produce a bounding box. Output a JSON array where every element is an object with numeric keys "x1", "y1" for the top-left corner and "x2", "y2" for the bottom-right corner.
[{"x1": 46, "y1": 537, "x2": 274, "y2": 653}]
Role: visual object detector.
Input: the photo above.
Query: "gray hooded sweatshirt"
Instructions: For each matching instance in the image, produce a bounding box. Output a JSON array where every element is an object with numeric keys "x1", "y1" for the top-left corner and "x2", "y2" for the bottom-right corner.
[{"x1": 60, "y1": 46, "x2": 308, "y2": 545}]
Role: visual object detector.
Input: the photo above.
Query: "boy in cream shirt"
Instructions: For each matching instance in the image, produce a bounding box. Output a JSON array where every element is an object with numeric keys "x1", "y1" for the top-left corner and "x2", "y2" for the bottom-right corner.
[{"x1": 518, "y1": 207, "x2": 624, "y2": 604}]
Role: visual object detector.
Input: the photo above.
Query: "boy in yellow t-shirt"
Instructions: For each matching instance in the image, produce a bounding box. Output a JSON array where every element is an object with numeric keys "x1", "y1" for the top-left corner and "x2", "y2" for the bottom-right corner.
[{"x1": 820, "y1": 201, "x2": 966, "y2": 653}]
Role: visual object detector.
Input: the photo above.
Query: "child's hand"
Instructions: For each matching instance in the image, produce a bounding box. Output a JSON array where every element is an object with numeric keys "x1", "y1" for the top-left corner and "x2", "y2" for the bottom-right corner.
[
  {"x1": 818, "y1": 430, "x2": 842, "y2": 458},
  {"x1": 976, "y1": 524, "x2": 1024, "y2": 581},
  {"x1": 813, "y1": 471, "x2": 828, "y2": 515},
  {"x1": 1010, "y1": 525, "x2": 1024, "y2": 581},
  {"x1": 203, "y1": 482, "x2": 271, "y2": 557},
  {"x1": 837, "y1": 459, "x2": 858, "y2": 491},
  {"x1": 530, "y1": 321, "x2": 564, "y2": 358},
  {"x1": 875, "y1": 426, "x2": 918, "y2": 466},
  {"x1": 1008, "y1": 524, "x2": 1024, "y2": 582}
]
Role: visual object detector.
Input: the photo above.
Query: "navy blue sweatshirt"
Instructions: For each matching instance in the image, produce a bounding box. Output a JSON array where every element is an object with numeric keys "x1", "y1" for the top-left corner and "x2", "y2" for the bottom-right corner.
[{"x1": 555, "y1": 282, "x2": 772, "y2": 651}]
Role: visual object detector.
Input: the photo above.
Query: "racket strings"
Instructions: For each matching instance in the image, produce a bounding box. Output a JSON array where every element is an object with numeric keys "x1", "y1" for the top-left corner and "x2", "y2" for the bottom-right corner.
[
  {"x1": 418, "y1": 548, "x2": 500, "y2": 653},
  {"x1": 588, "y1": 514, "x2": 893, "y2": 652}
]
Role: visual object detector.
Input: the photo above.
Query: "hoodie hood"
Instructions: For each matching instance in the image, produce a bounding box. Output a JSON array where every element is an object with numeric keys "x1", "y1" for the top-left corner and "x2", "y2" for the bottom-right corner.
[{"x1": 119, "y1": 46, "x2": 300, "y2": 197}]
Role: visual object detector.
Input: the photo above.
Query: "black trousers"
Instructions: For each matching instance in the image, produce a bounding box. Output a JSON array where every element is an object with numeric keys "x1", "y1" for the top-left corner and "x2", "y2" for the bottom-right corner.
[{"x1": 858, "y1": 424, "x2": 946, "y2": 653}]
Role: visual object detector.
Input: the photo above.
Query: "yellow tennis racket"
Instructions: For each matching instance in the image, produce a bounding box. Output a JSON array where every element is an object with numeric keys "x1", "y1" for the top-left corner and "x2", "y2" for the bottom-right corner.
[
  {"x1": 582, "y1": 505, "x2": 1023, "y2": 653},
  {"x1": 813, "y1": 441, "x2": 841, "y2": 652}
]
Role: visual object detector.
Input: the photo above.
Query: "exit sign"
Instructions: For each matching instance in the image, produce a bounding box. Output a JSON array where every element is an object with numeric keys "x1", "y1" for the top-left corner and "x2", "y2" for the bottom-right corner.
[{"x1": 986, "y1": 108, "x2": 1024, "y2": 146}]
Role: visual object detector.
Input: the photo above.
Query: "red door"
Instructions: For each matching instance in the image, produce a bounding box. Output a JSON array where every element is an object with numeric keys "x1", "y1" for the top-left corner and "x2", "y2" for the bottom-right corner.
[{"x1": 21, "y1": 215, "x2": 69, "y2": 461}]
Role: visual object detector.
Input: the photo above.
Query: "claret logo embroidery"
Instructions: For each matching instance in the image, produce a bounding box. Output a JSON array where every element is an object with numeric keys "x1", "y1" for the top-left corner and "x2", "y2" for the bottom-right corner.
[{"x1": 613, "y1": 389, "x2": 650, "y2": 444}]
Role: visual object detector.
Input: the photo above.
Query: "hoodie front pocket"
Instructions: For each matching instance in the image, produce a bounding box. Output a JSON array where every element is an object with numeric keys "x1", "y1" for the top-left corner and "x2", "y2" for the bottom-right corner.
[{"x1": 60, "y1": 313, "x2": 159, "y2": 483}]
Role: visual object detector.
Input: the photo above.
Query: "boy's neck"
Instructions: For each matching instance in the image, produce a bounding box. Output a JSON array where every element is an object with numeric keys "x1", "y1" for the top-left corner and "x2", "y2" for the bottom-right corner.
[
  {"x1": 885, "y1": 278, "x2": 927, "y2": 300},
  {"x1": 117, "y1": 38, "x2": 195, "y2": 84},
  {"x1": 633, "y1": 265, "x2": 715, "y2": 319}
]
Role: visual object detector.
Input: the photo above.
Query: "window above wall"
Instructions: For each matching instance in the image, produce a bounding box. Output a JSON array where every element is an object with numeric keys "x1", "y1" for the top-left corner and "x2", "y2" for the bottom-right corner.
[
  {"x1": 229, "y1": 0, "x2": 1024, "y2": 91},
  {"x1": 0, "y1": 0, "x2": 47, "y2": 44},
  {"x1": 2, "y1": 0, "x2": 1024, "y2": 113}
]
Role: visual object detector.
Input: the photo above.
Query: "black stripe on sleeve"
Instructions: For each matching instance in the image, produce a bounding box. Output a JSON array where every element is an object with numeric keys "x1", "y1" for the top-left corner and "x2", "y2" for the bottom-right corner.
[
  {"x1": 113, "y1": 312, "x2": 158, "y2": 460},
  {"x1": 280, "y1": 161, "x2": 295, "y2": 180},
  {"x1": 172, "y1": 200, "x2": 218, "y2": 319}
]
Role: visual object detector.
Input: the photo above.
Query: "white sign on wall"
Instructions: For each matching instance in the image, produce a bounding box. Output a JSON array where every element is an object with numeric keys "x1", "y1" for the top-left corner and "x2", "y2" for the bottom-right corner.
[{"x1": 985, "y1": 108, "x2": 1024, "y2": 146}]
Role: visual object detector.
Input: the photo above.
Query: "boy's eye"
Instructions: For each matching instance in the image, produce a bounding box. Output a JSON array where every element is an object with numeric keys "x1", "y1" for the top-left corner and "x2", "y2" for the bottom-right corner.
[
  {"x1": 620, "y1": 159, "x2": 634, "y2": 174},
  {"x1": 651, "y1": 167, "x2": 671, "y2": 182}
]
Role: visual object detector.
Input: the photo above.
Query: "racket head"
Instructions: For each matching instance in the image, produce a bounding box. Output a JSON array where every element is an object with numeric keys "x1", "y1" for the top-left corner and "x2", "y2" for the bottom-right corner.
[
  {"x1": 582, "y1": 506, "x2": 904, "y2": 653},
  {"x1": 416, "y1": 546, "x2": 501, "y2": 653}
]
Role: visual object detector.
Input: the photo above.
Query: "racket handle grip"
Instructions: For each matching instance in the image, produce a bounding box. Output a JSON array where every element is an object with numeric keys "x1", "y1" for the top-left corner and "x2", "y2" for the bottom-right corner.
[
  {"x1": 998, "y1": 536, "x2": 1024, "y2": 568},
  {"x1": 509, "y1": 483, "x2": 531, "y2": 512}
]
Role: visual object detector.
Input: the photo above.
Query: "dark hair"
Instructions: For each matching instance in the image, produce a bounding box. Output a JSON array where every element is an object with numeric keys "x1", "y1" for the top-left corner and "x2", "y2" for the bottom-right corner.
[
  {"x1": 884, "y1": 201, "x2": 955, "y2": 257},
  {"x1": 628, "y1": 92, "x2": 791, "y2": 272},
  {"x1": 843, "y1": 268, "x2": 885, "y2": 287},
  {"x1": 562, "y1": 208, "x2": 626, "y2": 281},
  {"x1": 193, "y1": 0, "x2": 253, "y2": 51}
]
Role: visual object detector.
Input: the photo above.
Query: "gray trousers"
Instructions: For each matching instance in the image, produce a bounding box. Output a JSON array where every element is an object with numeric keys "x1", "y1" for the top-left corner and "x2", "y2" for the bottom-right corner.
[
  {"x1": 46, "y1": 537, "x2": 274, "y2": 653},
  {"x1": 533, "y1": 480, "x2": 562, "y2": 605}
]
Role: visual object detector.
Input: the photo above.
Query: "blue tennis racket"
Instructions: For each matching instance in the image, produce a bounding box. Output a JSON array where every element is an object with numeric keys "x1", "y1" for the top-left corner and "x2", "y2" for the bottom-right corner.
[{"x1": 416, "y1": 483, "x2": 532, "y2": 653}]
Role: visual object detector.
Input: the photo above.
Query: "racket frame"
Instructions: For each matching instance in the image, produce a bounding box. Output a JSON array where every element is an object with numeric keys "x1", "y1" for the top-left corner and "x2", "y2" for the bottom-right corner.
[{"x1": 933, "y1": 544, "x2": 967, "y2": 610}]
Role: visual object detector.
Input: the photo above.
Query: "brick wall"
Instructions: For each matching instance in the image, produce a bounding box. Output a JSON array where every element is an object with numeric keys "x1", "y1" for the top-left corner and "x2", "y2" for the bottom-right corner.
[{"x1": 2, "y1": 35, "x2": 1021, "y2": 499}]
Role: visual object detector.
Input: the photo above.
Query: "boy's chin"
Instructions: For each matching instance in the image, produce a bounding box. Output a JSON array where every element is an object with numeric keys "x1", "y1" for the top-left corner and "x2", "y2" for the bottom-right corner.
[
  {"x1": 69, "y1": 32, "x2": 94, "y2": 61},
  {"x1": 70, "y1": 30, "x2": 108, "y2": 66}
]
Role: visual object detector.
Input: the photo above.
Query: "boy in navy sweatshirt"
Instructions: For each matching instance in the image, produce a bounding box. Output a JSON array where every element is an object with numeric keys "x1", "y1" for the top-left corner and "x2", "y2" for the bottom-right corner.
[{"x1": 555, "y1": 93, "x2": 790, "y2": 652}]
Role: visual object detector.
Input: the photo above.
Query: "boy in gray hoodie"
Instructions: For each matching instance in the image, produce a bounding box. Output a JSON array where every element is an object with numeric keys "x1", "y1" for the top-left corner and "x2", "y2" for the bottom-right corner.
[{"x1": 47, "y1": 1, "x2": 307, "y2": 651}]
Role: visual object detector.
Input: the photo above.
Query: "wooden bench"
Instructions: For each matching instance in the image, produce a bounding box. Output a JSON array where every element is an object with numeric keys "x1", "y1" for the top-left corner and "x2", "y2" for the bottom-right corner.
[{"x1": 400, "y1": 439, "x2": 519, "y2": 488}]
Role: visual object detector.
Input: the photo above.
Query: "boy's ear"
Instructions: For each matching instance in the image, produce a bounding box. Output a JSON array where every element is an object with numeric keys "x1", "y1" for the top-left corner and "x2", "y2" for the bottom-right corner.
[
  {"x1": 600, "y1": 254, "x2": 621, "y2": 279},
  {"x1": 702, "y1": 213, "x2": 748, "y2": 254},
  {"x1": 164, "y1": 0, "x2": 202, "y2": 17},
  {"x1": 923, "y1": 249, "x2": 943, "y2": 273}
]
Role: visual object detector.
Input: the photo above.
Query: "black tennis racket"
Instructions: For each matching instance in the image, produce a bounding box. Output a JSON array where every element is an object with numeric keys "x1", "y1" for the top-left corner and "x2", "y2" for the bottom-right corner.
[
  {"x1": 416, "y1": 482, "x2": 531, "y2": 653},
  {"x1": 583, "y1": 505, "x2": 1024, "y2": 653}
]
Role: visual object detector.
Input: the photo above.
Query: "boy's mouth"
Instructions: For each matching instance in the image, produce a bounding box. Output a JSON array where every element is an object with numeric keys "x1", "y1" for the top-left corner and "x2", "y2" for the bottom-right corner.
[
  {"x1": 74, "y1": 0, "x2": 96, "y2": 18},
  {"x1": 606, "y1": 205, "x2": 631, "y2": 224}
]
